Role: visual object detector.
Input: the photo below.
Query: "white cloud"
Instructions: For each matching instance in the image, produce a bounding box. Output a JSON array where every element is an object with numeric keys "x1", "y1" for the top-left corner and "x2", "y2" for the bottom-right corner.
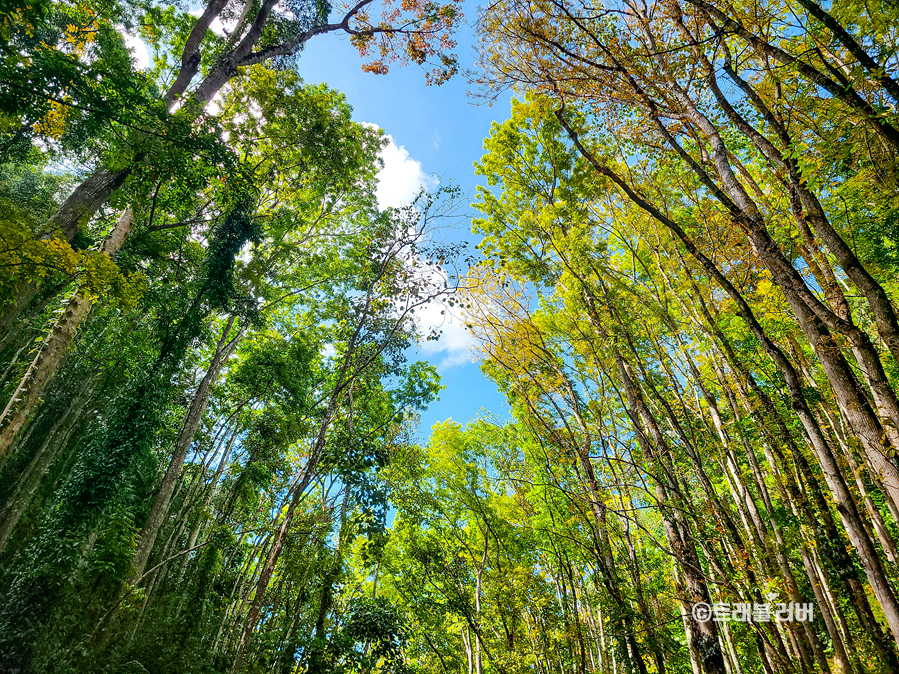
[
  {"x1": 433, "y1": 131, "x2": 441, "y2": 151},
  {"x1": 369, "y1": 128, "x2": 439, "y2": 211},
  {"x1": 360, "y1": 125, "x2": 468, "y2": 369},
  {"x1": 415, "y1": 298, "x2": 476, "y2": 370},
  {"x1": 119, "y1": 29, "x2": 150, "y2": 70}
]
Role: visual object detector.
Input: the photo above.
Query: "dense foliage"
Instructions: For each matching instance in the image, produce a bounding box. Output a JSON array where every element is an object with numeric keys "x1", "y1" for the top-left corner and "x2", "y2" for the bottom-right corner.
[{"x1": 3, "y1": 0, "x2": 899, "y2": 673}]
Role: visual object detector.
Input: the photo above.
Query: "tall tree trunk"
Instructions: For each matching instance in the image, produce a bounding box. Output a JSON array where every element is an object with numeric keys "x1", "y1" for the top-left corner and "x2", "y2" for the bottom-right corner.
[
  {"x1": 475, "y1": 531, "x2": 488, "y2": 674},
  {"x1": 687, "y1": 9, "x2": 899, "y2": 369},
  {"x1": 228, "y1": 398, "x2": 340, "y2": 674},
  {"x1": 308, "y1": 488, "x2": 351, "y2": 673},
  {"x1": 0, "y1": 372, "x2": 95, "y2": 552},
  {"x1": 0, "y1": 208, "x2": 134, "y2": 459},
  {"x1": 684, "y1": 0, "x2": 899, "y2": 148},
  {"x1": 559, "y1": 114, "x2": 899, "y2": 651},
  {"x1": 680, "y1": 352, "x2": 830, "y2": 674},
  {"x1": 697, "y1": 289, "x2": 893, "y2": 667},
  {"x1": 130, "y1": 316, "x2": 245, "y2": 581},
  {"x1": 648, "y1": 70, "x2": 899, "y2": 506},
  {"x1": 625, "y1": 28, "x2": 899, "y2": 498},
  {"x1": 616, "y1": 354, "x2": 727, "y2": 674},
  {"x1": 697, "y1": 281, "x2": 899, "y2": 662},
  {"x1": 31, "y1": 0, "x2": 350, "y2": 262}
]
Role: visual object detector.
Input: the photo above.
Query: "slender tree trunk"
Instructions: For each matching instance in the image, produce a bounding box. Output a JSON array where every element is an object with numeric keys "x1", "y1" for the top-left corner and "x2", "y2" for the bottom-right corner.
[
  {"x1": 560, "y1": 114, "x2": 899, "y2": 651},
  {"x1": 789, "y1": 337, "x2": 899, "y2": 558},
  {"x1": 680, "y1": 352, "x2": 830, "y2": 674},
  {"x1": 627, "y1": 36, "x2": 899, "y2": 509},
  {"x1": 475, "y1": 532, "x2": 488, "y2": 674},
  {"x1": 662, "y1": 81, "x2": 899, "y2": 508},
  {"x1": 700, "y1": 297, "x2": 892, "y2": 666},
  {"x1": 0, "y1": 208, "x2": 134, "y2": 459},
  {"x1": 685, "y1": 0, "x2": 899, "y2": 148},
  {"x1": 130, "y1": 317, "x2": 245, "y2": 581},
  {"x1": 697, "y1": 281, "x2": 899, "y2": 660},
  {"x1": 463, "y1": 626, "x2": 474, "y2": 674},
  {"x1": 0, "y1": 0, "x2": 260, "y2": 330},
  {"x1": 799, "y1": 541, "x2": 853, "y2": 674},
  {"x1": 690, "y1": 10, "x2": 899, "y2": 369},
  {"x1": 616, "y1": 354, "x2": 727, "y2": 674},
  {"x1": 228, "y1": 397, "x2": 340, "y2": 674},
  {"x1": 32, "y1": 0, "x2": 344, "y2": 262},
  {"x1": 0, "y1": 373, "x2": 94, "y2": 552}
]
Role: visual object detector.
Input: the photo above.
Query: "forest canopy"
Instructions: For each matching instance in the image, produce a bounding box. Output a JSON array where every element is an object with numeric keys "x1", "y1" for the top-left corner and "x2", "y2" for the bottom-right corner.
[{"x1": 2, "y1": 0, "x2": 899, "y2": 673}]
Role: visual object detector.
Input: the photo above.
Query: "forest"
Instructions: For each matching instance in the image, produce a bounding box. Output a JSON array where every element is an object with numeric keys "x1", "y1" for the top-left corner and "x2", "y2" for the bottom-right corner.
[{"x1": 2, "y1": 0, "x2": 899, "y2": 672}]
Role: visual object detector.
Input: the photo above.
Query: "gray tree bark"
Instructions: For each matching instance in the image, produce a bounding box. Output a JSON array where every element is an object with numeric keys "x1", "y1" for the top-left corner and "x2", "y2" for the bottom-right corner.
[{"x1": 617, "y1": 354, "x2": 728, "y2": 674}]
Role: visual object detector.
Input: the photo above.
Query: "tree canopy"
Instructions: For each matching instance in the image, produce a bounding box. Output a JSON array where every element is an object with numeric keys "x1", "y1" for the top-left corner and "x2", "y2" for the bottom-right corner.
[{"x1": 3, "y1": 0, "x2": 899, "y2": 673}]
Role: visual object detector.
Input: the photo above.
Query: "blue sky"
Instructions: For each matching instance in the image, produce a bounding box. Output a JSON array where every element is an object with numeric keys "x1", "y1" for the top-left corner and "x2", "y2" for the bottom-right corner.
[
  {"x1": 292, "y1": 6, "x2": 513, "y2": 437},
  {"x1": 122, "y1": 6, "x2": 513, "y2": 435}
]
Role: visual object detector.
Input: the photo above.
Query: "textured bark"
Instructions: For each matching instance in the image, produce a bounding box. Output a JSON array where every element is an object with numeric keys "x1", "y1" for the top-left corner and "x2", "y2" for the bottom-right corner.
[
  {"x1": 0, "y1": 167, "x2": 131, "y2": 337},
  {"x1": 38, "y1": 0, "x2": 231, "y2": 249},
  {"x1": 162, "y1": 0, "x2": 231, "y2": 107},
  {"x1": 49, "y1": 167, "x2": 133, "y2": 244},
  {"x1": 0, "y1": 208, "x2": 134, "y2": 458}
]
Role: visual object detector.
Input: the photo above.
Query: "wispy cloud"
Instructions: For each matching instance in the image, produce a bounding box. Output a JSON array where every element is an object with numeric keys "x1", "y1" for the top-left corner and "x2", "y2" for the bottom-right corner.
[
  {"x1": 416, "y1": 300, "x2": 475, "y2": 370},
  {"x1": 364, "y1": 125, "x2": 439, "y2": 211},
  {"x1": 365, "y1": 125, "x2": 471, "y2": 370},
  {"x1": 188, "y1": 9, "x2": 227, "y2": 36}
]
